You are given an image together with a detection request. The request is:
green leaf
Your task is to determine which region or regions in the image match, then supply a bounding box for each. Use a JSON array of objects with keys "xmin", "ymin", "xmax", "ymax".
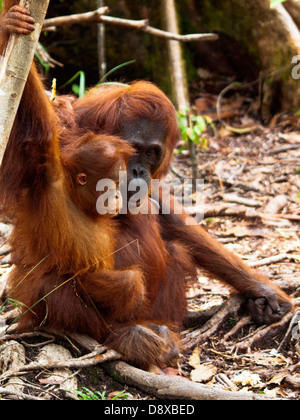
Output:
[
  {"xmin": 270, "ymin": 0, "xmax": 285, "ymax": 8},
  {"xmin": 60, "ymin": 71, "xmax": 86, "ymax": 98},
  {"xmin": 181, "ymin": 127, "xmax": 188, "ymax": 141},
  {"xmin": 72, "ymin": 84, "xmax": 80, "ymax": 96},
  {"xmin": 187, "ymin": 127, "xmax": 196, "ymax": 142},
  {"xmin": 178, "ymin": 115, "xmax": 188, "ymax": 131},
  {"xmin": 195, "ymin": 116, "xmax": 207, "ymax": 132},
  {"xmin": 98, "ymin": 60, "xmax": 136, "ymax": 84}
]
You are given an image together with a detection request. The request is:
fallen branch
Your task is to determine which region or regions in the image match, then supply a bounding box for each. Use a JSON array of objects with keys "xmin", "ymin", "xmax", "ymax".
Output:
[
  {"xmin": 0, "ymin": 387, "xmax": 43, "ymax": 401},
  {"xmin": 104, "ymin": 360, "xmax": 275, "ymax": 400},
  {"xmin": 267, "ymin": 144, "xmax": 300, "ymax": 155},
  {"xmin": 223, "ymin": 193, "xmax": 261, "ymax": 208},
  {"xmin": 260, "ymin": 213, "xmax": 300, "ymax": 222},
  {"xmin": 43, "ymin": 8, "xmax": 218, "ymax": 43},
  {"xmin": 0, "ymin": 348, "xmax": 120, "ymax": 381},
  {"xmin": 248, "ymin": 254, "xmax": 288, "ymax": 268}
]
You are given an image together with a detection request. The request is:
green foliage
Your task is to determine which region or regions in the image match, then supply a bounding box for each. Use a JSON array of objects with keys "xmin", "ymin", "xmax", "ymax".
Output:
[
  {"xmin": 35, "ymin": 44, "xmax": 51, "ymax": 75},
  {"xmin": 60, "ymin": 71, "xmax": 86, "ymax": 98},
  {"xmin": 0, "ymin": 0, "xmax": 2, "ymax": 11},
  {"xmin": 98, "ymin": 60, "xmax": 136, "ymax": 85},
  {"xmin": 73, "ymin": 388, "xmax": 107, "ymax": 401},
  {"xmin": 58, "ymin": 61, "xmax": 135, "ymax": 98},
  {"xmin": 270, "ymin": 0, "xmax": 286, "ymax": 7},
  {"xmin": 228, "ymin": 317, "xmax": 237, "ymax": 326},
  {"xmin": 177, "ymin": 107, "xmax": 210, "ymax": 153},
  {"xmin": 270, "ymin": 0, "xmax": 300, "ymax": 6},
  {"xmin": 72, "ymin": 387, "xmax": 133, "ymax": 401}
]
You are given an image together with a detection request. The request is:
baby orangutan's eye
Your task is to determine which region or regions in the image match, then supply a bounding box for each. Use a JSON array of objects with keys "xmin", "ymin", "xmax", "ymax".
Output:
[{"xmin": 76, "ymin": 173, "xmax": 87, "ymax": 186}]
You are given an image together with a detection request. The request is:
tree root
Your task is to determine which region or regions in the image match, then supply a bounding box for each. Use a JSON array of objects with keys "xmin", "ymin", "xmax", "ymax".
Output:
[
  {"xmin": 182, "ymin": 295, "xmax": 245, "ymax": 351},
  {"xmin": 103, "ymin": 360, "xmax": 275, "ymax": 400}
]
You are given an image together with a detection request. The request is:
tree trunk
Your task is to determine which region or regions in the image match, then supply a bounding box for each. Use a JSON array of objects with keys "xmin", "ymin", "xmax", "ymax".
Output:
[
  {"xmin": 162, "ymin": 0, "xmax": 198, "ymax": 183},
  {"xmin": 0, "ymin": 0, "xmax": 50, "ymax": 164},
  {"xmin": 183, "ymin": 0, "xmax": 300, "ymax": 112},
  {"xmin": 97, "ymin": 0, "xmax": 106, "ymax": 80}
]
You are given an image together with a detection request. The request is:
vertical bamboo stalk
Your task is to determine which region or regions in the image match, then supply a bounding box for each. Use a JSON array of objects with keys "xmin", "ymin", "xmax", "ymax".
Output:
[{"xmin": 0, "ymin": 0, "xmax": 50, "ymax": 164}]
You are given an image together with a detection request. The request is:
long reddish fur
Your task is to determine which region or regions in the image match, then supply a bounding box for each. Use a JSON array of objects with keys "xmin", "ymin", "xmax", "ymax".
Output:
[{"xmin": 0, "ymin": 1, "xmax": 292, "ymax": 367}]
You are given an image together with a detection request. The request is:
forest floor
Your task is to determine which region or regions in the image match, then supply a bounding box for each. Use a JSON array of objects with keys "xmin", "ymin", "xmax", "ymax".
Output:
[{"xmin": 0, "ymin": 112, "xmax": 299, "ymax": 401}]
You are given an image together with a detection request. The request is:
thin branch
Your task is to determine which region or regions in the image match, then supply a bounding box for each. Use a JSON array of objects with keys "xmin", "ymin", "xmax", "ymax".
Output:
[
  {"xmin": 42, "ymin": 9, "xmax": 218, "ymax": 43},
  {"xmin": 0, "ymin": 387, "xmax": 43, "ymax": 400},
  {"xmin": 42, "ymin": 6, "xmax": 108, "ymax": 29},
  {"xmin": 0, "ymin": 349, "xmax": 120, "ymax": 381}
]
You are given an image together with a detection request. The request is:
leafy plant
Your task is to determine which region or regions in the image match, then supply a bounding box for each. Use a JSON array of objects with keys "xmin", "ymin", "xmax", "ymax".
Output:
[
  {"xmin": 73, "ymin": 387, "xmax": 107, "ymax": 401},
  {"xmin": 72, "ymin": 387, "xmax": 133, "ymax": 401},
  {"xmin": 58, "ymin": 60, "xmax": 135, "ymax": 98},
  {"xmin": 60, "ymin": 71, "xmax": 86, "ymax": 98},
  {"xmin": 98, "ymin": 60, "xmax": 136, "ymax": 85},
  {"xmin": 177, "ymin": 107, "xmax": 210, "ymax": 154}
]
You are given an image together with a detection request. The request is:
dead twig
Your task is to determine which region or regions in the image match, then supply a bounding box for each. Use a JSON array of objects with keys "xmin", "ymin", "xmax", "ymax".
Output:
[
  {"xmin": 0, "ymin": 348, "xmax": 120, "ymax": 381},
  {"xmin": 42, "ymin": 6, "xmax": 109, "ymax": 28},
  {"xmin": 42, "ymin": 8, "xmax": 218, "ymax": 43},
  {"xmin": 267, "ymin": 144, "xmax": 300, "ymax": 155},
  {"xmin": 248, "ymin": 254, "xmax": 288, "ymax": 268},
  {"xmin": 277, "ymin": 309, "xmax": 300, "ymax": 352},
  {"xmin": 222, "ymin": 316, "xmax": 252, "ymax": 343},
  {"xmin": 182, "ymin": 295, "xmax": 245, "ymax": 351},
  {"xmin": 223, "ymin": 194, "xmax": 261, "ymax": 208},
  {"xmin": 260, "ymin": 213, "xmax": 300, "ymax": 222},
  {"xmin": 235, "ymin": 310, "xmax": 296, "ymax": 353},
  {"xmin": 0, "ymin": 386, "xmax": 43, "ymax": 400}
]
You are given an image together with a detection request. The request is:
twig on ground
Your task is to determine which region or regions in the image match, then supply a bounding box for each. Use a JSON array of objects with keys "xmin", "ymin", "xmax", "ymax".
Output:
[
  {"xmin": 260, "ymin": 213, "xmax": 300, "ymax": 222},
  {"xmin": 235, "ymin": 310, "xmax": 296, "ymax": 353},
  {"xmin": 0, "ymin": 386, "xmax": 43, "ymax": 400},
  {"xmin": 182, "ymin": 295, "xmax": 245, "ymax": 351},
  {"xmin": 221, "ymin": 316, "xmax": 252, "ymax": 343},
  {"xmin": 267, "ymin": 144, "xmax": 300, "ymax": 155},
  {"xmin": 277, "ymin": 309, "xmax": 300, "ymax": 352},
  {"xmin": 222, "ymin": 194, "xmax": 261, "ymax": 208},
  {"xmin": 0, "ymin": 349, "xmax": 120, "ymax": 381},
  {"xmin": 248, "ymin": 254, "xmax": 288, "ymax": 268}
]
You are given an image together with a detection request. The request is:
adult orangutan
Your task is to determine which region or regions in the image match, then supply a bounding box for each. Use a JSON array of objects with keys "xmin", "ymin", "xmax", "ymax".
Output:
[
  {"xmin": 0, "ymin": 2, "xmax": 196, "ymax": 368},
  {"xmin": 73, "ymin": 83, "xmax": 292, "ymax": 326},
  {"xmin": 0, "ymin": 3, "xmax": 292, "ymax": 367}
]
